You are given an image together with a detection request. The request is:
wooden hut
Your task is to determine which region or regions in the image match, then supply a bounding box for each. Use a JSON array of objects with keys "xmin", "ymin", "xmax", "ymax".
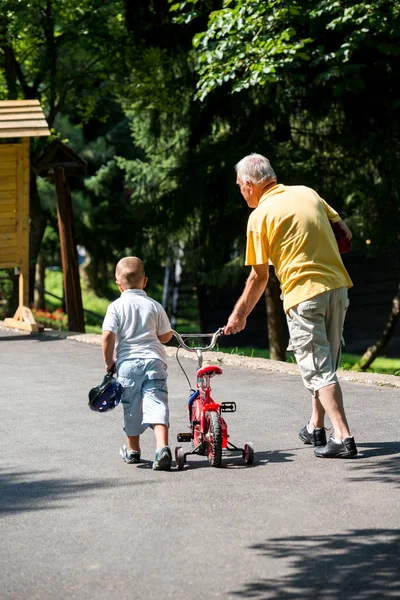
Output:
[{"xmin": 0, "ymin": 100, "xmax": 50, "ymax": 332}]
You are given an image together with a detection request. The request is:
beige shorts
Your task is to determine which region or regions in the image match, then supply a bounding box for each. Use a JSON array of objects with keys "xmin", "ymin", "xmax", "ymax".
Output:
[{"xmin": 286, "ymin": 287, "xmax": 349, "ymax": 394}]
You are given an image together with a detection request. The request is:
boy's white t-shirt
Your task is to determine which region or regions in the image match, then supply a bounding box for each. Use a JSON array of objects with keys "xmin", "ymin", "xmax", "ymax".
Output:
[{"xmin": 102, "ymin": 289, "xmax": 171, "ymax": 365}]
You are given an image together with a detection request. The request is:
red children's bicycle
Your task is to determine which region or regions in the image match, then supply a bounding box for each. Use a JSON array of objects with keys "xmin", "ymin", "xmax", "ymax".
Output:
[{"xmin": 172, "ymin": 329, "xmax": 254, "ymax": 469}]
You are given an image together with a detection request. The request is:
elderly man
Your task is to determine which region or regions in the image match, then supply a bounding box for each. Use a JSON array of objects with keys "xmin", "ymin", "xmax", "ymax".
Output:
[{"xmin": 225, "ymin": 153, "xmax": 357, "ymax": 458}]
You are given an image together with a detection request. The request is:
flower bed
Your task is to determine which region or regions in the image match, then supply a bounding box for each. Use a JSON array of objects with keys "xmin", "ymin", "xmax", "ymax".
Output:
[{"xmin": 31, "ymin": 307, "xmax": 68, "ymax": 330}]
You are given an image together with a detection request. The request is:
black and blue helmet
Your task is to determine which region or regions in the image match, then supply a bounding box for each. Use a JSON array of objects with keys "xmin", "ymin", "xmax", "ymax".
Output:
[{"xmin": 88, "ymin": 371, "xmax": 122, "ymax": 413}]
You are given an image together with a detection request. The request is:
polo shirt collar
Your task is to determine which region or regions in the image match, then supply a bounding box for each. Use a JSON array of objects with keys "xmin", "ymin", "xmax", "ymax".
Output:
[
  {"xmin": 258, "ymin": 183, "xmax": 285, "ymax": 206},
  {"xmin": 121, "ymin": 289, "xmax": 147, "ymax": 296}
]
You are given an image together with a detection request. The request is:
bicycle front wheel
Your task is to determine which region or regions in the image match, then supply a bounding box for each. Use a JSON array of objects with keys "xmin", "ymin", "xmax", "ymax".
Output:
[{"xmin": 205, "ymin": 411, "xmax": 222, "ymax": 467}]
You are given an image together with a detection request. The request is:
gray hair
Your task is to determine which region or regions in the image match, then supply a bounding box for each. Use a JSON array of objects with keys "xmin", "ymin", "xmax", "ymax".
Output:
[{"xmin": 235, "ymin": 153, "xmax": 276, "ymax": 184}]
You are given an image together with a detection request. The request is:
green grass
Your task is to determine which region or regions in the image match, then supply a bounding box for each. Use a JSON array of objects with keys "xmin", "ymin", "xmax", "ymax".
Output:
[
  {"xmin": 215, "ymin": 346, "xmax": 400, "ymax": 377},
  {"xmin": 340, "ymin": 353, "xmax": 400, "ymax": 376}
]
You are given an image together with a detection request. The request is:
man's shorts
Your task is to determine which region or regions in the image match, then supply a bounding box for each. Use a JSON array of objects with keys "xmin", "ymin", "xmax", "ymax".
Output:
[
  {"xmin": 286, "ymin": 287, "xmax": 349, "ymax": 394},
  {"xmin": 117, "ymin": 358, "xmax": 169, "ymax": 436}
]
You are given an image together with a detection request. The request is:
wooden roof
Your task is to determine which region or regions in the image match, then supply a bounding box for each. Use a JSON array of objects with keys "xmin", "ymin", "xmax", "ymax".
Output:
[
  {"xmin": 0, "ymin": 100, "xmax": 50, "ymax": 138},
  {"xmin": 33, "ymin": 139, "xmax": 87, "ymax": 176}
]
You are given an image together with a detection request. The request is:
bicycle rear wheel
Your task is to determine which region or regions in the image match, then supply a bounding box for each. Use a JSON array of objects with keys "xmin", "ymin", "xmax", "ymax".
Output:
[{"xmin": 205, "ymin": 411, "xmax": 222, "ymax": 467}]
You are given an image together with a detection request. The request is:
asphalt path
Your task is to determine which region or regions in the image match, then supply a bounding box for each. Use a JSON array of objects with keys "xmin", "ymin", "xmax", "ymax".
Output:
[{"xmin": 1, "ymin": 328, "xmax": 399, "ymax": 599}]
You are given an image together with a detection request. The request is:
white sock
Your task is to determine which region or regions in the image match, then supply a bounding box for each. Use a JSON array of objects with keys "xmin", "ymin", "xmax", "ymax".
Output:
[
  {"xmin": 307, "ymin": 422, "xmax": 314, "ymax": 434},
  {"xmin": 333, "ymin": 435, "xmax": 353, "ymax": 443}
]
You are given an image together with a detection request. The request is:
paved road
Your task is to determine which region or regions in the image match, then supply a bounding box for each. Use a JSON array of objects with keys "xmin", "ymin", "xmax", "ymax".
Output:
[{"xmin": 1, "ymin": 328, "xmax": 399, "ymax": 599}]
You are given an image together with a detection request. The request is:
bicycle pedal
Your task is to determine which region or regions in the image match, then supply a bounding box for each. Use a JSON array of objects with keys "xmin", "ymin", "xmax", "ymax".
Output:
[
  {"xmin": 177, "ymin": 433, "xmax": 193, "ymax": 442},
  {"xmin": 220, "ymin": 402, "xmax": 236, "ymax": 413}
]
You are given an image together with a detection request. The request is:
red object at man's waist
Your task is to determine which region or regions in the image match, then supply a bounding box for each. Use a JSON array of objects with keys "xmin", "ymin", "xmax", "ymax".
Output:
[{"xmin": 331, "ymin": 222, "xmax": 352, "ymax": 254}]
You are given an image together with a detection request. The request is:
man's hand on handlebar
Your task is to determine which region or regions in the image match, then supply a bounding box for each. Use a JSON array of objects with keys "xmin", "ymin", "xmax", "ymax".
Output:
[{"xmin": 224, "ymin": 313, "xmax": 247, "ymax": 335}]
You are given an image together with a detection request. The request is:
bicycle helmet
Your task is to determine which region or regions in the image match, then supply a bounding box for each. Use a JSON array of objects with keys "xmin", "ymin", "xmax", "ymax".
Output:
[{"xmin": 88, "ymin": 371, "xmax": 122, "ymax": 413}]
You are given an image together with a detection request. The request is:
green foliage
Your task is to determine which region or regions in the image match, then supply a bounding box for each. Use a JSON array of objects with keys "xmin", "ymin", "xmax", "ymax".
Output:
[
  {"xmin": 177, "ymin": 0, "xmax": 400, "ymax": 258},
  {"xmin": 118, "ymin": 5, "xmax": 245, "ymax": 272},
  {"xmin": 0, "ymin": 0, "xmax": 127, "ymax": 121},
  {"xmin": 0, "ymin": 0, "xmax": 145, "ymax": 300},
  {"xmin": 0, "ymin": 270, "xmax": 13, "ymax": 319},
  {"xmin": 188, "ymin": 0, "xmax": 400, "ymax": 99}
]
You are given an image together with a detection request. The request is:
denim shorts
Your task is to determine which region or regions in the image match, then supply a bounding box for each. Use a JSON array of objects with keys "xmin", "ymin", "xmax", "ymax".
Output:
[
  {"xmin": 286, "ymin": 287, "xmax": 349, "ymax": 394},
  {"xmin": 117, "ymin": 358, "xmax": 169, "ymax": 436}
]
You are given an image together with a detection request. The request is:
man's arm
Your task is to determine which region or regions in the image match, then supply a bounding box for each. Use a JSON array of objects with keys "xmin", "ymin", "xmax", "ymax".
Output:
[
  {"xmin": 102, "ymin": 330, "xmax": 116, "ymax": 372},
  {"xmin": 225, "ymin": 263, "xmax": 270, "ymax": 335}
]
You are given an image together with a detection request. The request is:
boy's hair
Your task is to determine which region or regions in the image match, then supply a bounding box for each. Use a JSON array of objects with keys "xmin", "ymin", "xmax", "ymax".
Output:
[{"xmin": 115, "ymin": 257, "xmax": 145, "ymax": 289}]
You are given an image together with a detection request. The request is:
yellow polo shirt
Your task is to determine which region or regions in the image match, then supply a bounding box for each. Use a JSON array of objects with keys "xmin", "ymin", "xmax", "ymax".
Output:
[{"xmin": 245, "ymin": 184, "xmax": 353, "ymax": 313}]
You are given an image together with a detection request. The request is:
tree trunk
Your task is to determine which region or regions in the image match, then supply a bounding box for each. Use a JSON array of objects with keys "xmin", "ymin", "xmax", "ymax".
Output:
[
  {"xmin": 29, "ymin": 174, "xmax": 47, "ymax": 303},
  {"xmin": 34, "ymin": 253, "xmax": 46, "ymax": 310},
  {"xmin": 82, "ymin": 254, "xmax": 102, "ymax": 295},
  {"xmin": 357, "ymin": 283, "xmax": 400, "ymax": 371},
  {"xmin": 264, "ymin": 264, "xmax": 286, "ymax": 361}
]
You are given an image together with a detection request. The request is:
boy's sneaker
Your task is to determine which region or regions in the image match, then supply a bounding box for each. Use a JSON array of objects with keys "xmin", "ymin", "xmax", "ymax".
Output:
[
  {"xmin": 120, "ymin": 444, "xmax": 141, "ymax": 464},
  {"xmin": 152, "ymin": 446, "xmax": 172, "ymax": 471},
  {"xmin": 299, "ymin": 424, "xmax": 327, "ymax": 447},
  {"xmin": 314, "ymin": 435, "xmax": 358, "ymax": 458}
]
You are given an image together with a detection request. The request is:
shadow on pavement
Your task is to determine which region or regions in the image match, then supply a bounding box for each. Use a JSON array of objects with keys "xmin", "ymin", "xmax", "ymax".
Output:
[
  {"xmin": 348, "ymin": 442, "xmax": 400, "ymax": 487},
  {"xmin": 264, "ymin": 449, "xmax": 296, "ymax": 463},
  {"xmin": 0, "ymin": 333, "xmax": 64, "ymax": 343},
  {"xmin": 230, "ymin": 529, "xmax": 400, "ymax": 598},
  {"xmin": 356, "ymin": 441, "xmax": 400, "ymax": 459},
  {"xmin": 0, "ymin": 469, "xmax": 158, "ymax": 515},
  {"xmin": 143, "ymin": 450, "xmax": 269, "ymax": 471}
]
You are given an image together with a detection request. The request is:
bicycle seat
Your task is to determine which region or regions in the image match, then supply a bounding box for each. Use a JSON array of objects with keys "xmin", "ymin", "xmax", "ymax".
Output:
[{"xmin": 197, "ymin": 365, "xmax": 223, "ymax": 377}]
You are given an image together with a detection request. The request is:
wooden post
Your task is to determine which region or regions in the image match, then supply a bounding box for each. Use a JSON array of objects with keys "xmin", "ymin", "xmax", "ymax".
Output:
[
  {"xmin": 20, "ymin": 138, "xmax": 30, "ymax": 307},
  {"xmin": 54, "ymin": 167, "xmax": 85, "ymax": 333}
]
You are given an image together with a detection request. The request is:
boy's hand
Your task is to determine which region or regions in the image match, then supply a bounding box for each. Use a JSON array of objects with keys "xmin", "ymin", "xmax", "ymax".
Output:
[{"xmin": 105, "ymin": 360, "xmax": 116, "ymax": 374}]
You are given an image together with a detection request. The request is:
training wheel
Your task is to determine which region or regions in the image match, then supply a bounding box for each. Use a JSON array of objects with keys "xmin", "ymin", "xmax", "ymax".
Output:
[
  {"xmin": 175, "ymin": 446, "xmax": 185, "ymax": 470},
  {"xmin": 243, "ymin": 442, "xmax": 254, "ymax": 465}
]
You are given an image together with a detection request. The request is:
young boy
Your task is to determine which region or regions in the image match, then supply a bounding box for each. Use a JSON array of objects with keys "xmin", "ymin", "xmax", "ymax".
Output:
[{"xmin": 102, "ymin": 256, "xmax": 173, "ymax": 471}]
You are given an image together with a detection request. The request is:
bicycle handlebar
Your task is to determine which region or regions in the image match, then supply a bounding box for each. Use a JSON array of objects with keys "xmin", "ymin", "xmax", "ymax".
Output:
[{"xmin": 172, "ymin": 328, "xmax": 225, "ymax": 352}]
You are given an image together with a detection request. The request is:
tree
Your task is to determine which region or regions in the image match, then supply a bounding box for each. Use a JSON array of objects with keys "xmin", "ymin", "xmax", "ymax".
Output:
[
  {"xmin": 188, "ymin": 0, "xmax": 400, "ymax": 253},
  {"xmin": 176, "ymin": 0, "xmax": 400, "ymax": 359},
  {"xmin": 0, "ymin": 0, "xmax": 128, "ymax": 299},
  {"xmin": 356, "ymin": 285, "xmax": 400, "ymax": 370}
]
